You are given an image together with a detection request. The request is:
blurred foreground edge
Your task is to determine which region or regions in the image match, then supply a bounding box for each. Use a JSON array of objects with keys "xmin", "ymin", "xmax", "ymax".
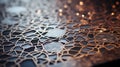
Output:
[{"xmin": 93, "ymin": 59, "xmax": 120, "ymax": 67}]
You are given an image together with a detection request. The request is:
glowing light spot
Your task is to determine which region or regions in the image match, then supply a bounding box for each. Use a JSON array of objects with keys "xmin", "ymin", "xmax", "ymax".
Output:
[
  {"xmin": 76, "ymin": 12, "xmax": 79, "ymax": 16},
  {"xmin": 64, "ymin": 4, "xmax": 68, "ymax": 8},
  {"xmin": 99, "ymin": 28, "xmax": 107, "ymax": 33},
  {"xmin": 116, "ymin": 1, "xmax": 119, "ymax": 5},
  {"xmin": 59, "ymin": 9, "xmax": 63, "ymax": 12},
  {"xmin": 112, "ymin": 5, "xmax": 116, "ymax": 8},
  {"xmin": 102, "ymin": 28, "xmax": 107, "ymax": 31},
  {"xmin": 82, "ymin": 14, "xmax": 85, "ymax": 18},
  {"xmin": 103, "ymin": 38, "xmax": 107, "ymax": 41},
  {"xmin": 99, "ymin": 30, "xmax": 103, "ymax": 33},
  {"xmin": 88, "ymin": 12, "xmax": 91, "ymax": 15},
  {"xmin": 88, "ymin": 17, "xmax": 92, "ymax": 20},
  {"xmin": 116, "ymin": 14, "xmax": 120, "ymax": 19},
  {"xmin": 79, "ymin": 1, "xmax": 84, "ymax": 5},
  {"xmin": 59, "ymin": 13, "xmax": 63, "ymax": 16},
  {"xmin": 111, "ymin": 12, "xmax": 115, "ymax": 16}
]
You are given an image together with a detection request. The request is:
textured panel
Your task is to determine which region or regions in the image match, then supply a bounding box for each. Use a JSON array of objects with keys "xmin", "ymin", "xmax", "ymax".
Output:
[{"xmin": 0, "ymin": 0, "xmax": 120, "ymax": 67}]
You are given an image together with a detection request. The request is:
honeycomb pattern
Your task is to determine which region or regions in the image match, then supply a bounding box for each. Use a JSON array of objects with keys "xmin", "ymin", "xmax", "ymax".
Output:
[{"xmin": 0, "ymin": 0, "xmax": 120, "ymax": 67}]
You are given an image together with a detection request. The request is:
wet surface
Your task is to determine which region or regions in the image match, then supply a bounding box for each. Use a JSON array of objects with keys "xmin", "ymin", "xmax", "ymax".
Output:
[{"xmin": 0, "ymin": 0, "xmax": 120, "ymax": 67}]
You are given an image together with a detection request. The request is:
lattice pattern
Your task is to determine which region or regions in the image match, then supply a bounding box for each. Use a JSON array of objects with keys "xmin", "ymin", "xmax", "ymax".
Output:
[{"xmin": 0, "ymin": 0, "xmax": 120, "ymax": 67}]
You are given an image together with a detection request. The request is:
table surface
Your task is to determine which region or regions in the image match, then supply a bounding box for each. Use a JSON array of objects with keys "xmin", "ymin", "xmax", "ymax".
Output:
[{"xmin": 0, "ymin": 0, "xmax": 120, "ymax": 67}]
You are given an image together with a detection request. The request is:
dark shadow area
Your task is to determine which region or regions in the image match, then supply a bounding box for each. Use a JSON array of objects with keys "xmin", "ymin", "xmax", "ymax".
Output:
[{"xmin": 93, "ymin": 59, "xmax": 120, "ymax": 67}]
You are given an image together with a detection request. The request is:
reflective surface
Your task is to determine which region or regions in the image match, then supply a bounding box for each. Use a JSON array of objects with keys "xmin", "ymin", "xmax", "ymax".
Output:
[{"xmin": 0, "ymin": 0, "xmax": 120, "ymax": 67}]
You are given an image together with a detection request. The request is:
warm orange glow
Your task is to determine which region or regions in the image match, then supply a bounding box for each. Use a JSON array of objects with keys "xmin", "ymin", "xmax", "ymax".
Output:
[
  {"xmin": 79, "ymin": 1, "xmax": 84, "ymax": 6},
  {"xmin": 99, "ymin": 30, "xmax": 103, "ymax": 33},
  {"xmin": 88, "ymin": 12, "xmax": 91, "ymax": 15},
  {"xmin": 68, "ymin": 0, "xmax": 72, "ymax": 3},
  {"xmin": 116, "ymin": 14, "xmax": 120, "ymax": 19},
  {"xmin": 80, "ymin": 19, "xmax": 88, "ymax": 25},
  {"xmin": 102, "ymin": 28, "xmax": 107, "ymax": 31},
  {"xmin": 111, "ymin": 12, "xmax": 115, "ymax": 16},
  {"xmin": 88, "ymin": 16, "xmax": 92, "ymax": 20},
  {"xmin": 64, "ymin": 4, "xmax": 68, "ymax": 8},
  {"xmin": 116, "ymin": 1, "xmax": 119, "ymax": 5},
  {"xmin": 59, "ymin": 13, "xmax": 63, "ymax": 16},
  {"xmin": 76, "ymin": 5, "xmax": 84, "ymax": 11},
  {"xmin": 103, "ymin": 38, "xmax": 107, "ymax": 41},
  {"xmin": 112, "ymin": 5, "xmax": 116, "ymax": 8}
]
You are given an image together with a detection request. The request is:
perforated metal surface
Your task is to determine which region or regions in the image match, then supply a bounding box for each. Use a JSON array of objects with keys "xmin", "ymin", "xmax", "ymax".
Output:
[{"xmin": 0, "ymin": 0, "xmax": 120, "ymax": 67}]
